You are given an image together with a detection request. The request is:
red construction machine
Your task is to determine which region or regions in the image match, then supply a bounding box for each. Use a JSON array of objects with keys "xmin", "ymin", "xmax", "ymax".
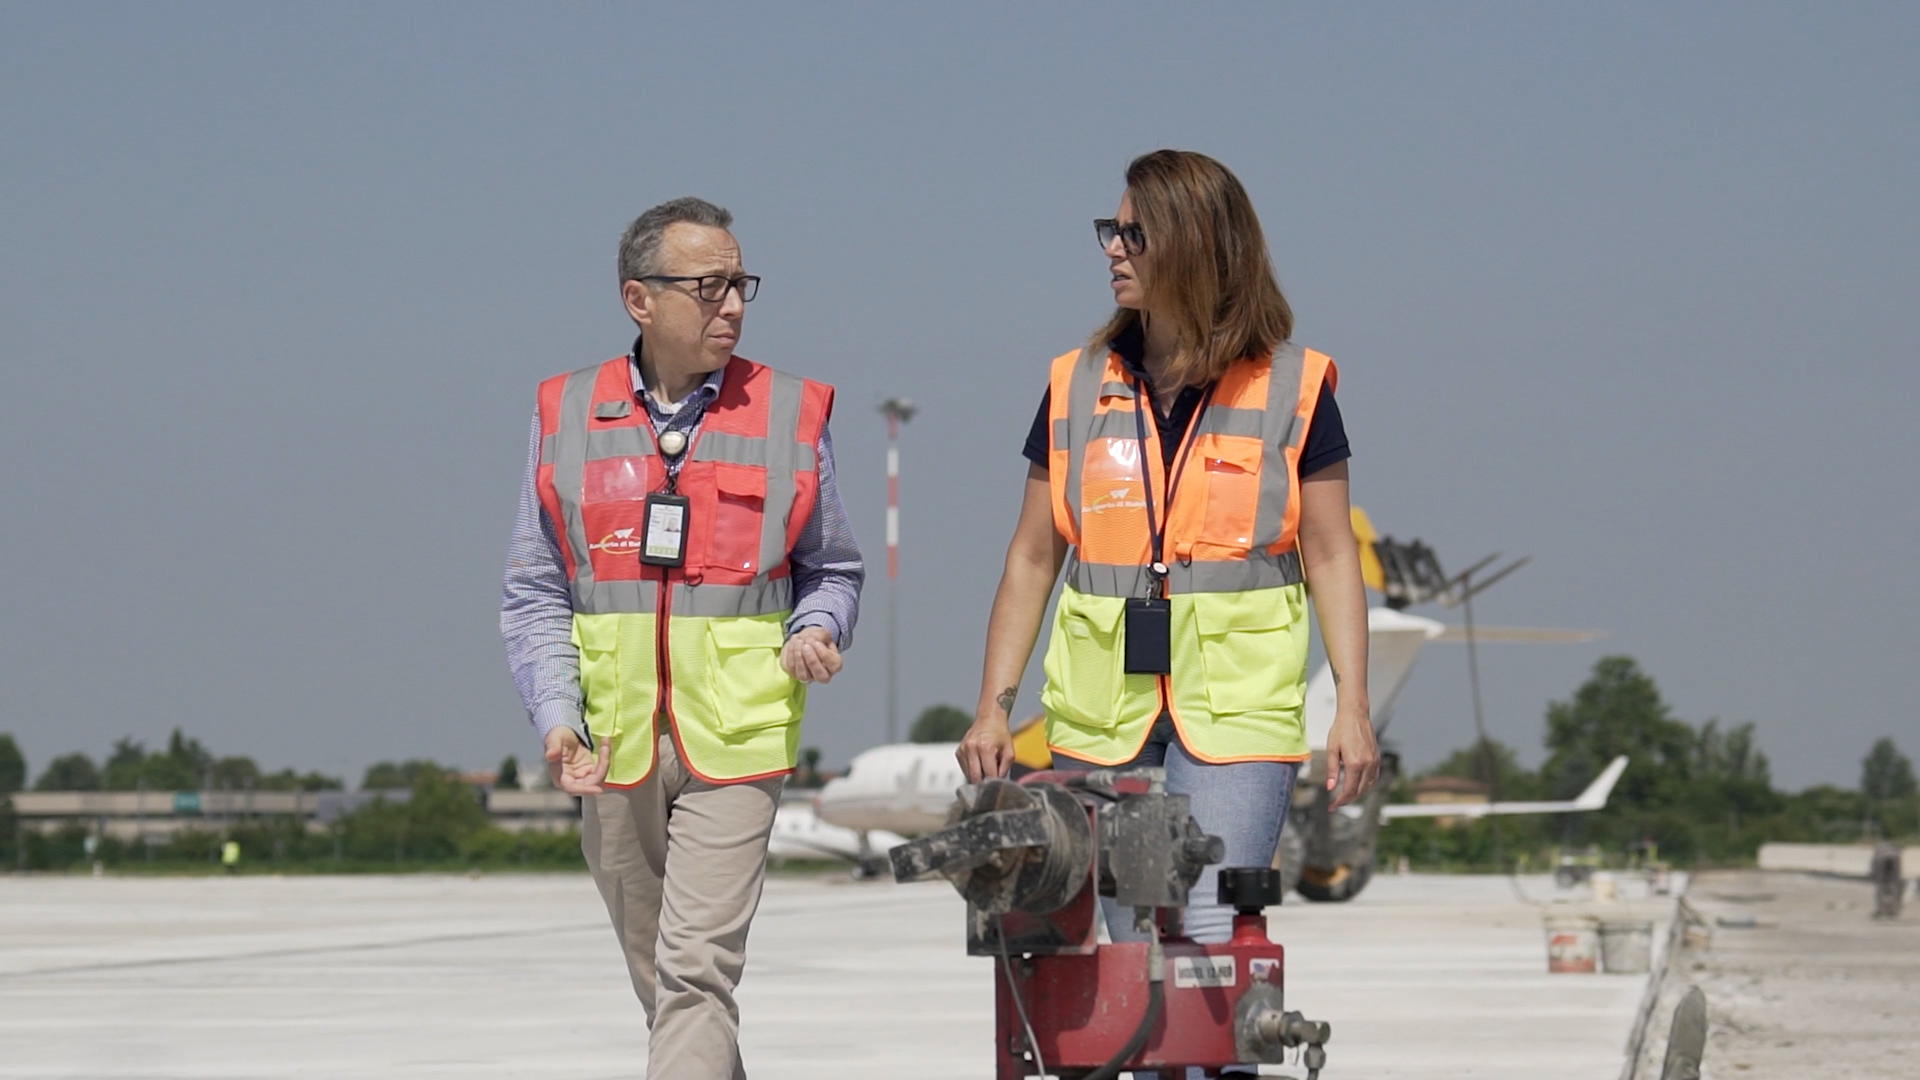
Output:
[{"xmin": 889, "ymin": 768, "xmax": 1333, "ymax": 1079}]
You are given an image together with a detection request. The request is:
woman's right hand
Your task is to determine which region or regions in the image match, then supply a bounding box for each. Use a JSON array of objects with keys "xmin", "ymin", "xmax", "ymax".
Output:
[{"xmin": 957, "ymin": 717, "xmax": 1015, "ymax": 783}]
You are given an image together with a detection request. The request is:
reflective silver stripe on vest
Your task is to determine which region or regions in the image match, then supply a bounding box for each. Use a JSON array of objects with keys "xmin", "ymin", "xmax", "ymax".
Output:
[
  {"xmin": 572, "ymin": 577, "xmax": 794, "ymax": 617},
  {"xmin": 672, "ymin": 577, "xmax": 794, "ymax": 618},
  {"xmin": 1064, "ymin": 550, "xmax": 1304, "ymax": 597},
  {"xmin": 690, "ymin": 430, "xmax": 769, "ymax": 467},
  {"xmin": 539, "ymin": 433, "xmax": 556, "ymax": 467},
  {"xmin": 1098, "ymin": 380, "xmax": 1136, "ymax": 399},
  {"xmin": 1251, "ymin": 343, "xmax": 1310, "ymax": 552},
  {"xmin": 572, "ymin": 579, "xmax": 659, "ymax": 615},
  {"xmin": 584, "ymin": 426, "xmax": 657, "ymax": 461},
  {"xmin": 553, "ymin": 367, "xmax": 602, "ymax": 594},
  {"xmin": 759, "ymin": 370, "xmax": 809, "ymax": 576},
  {"xmin": 1087, "ymin": 405, "xmax": 1140, "ymax": 443},
  {"xmin": 1193, "ymin": 405, "xmax": 1266, "ymax": 441},
  {"xmin": 1060, "ymin": 346, "xmax": 1109, "ymax": 537}
]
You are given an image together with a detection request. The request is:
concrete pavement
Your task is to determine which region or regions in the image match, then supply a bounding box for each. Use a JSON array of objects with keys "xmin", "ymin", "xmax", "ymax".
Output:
[{"xmin": 0, "ymin": 871, "xmax": 1666, "ymax": 1078}]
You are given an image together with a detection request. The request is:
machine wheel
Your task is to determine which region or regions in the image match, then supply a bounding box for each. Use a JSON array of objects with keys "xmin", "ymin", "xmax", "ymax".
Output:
[
  {"xmin": 1554, "ymin": 865, "xmax": 1590, "ymax": 889},
  {"xmin": 1296, "ymin": 856, "xmax": 1373, "ymax": 903}
]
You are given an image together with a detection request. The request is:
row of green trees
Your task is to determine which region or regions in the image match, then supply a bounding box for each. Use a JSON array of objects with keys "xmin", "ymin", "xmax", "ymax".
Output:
[
  {"xmin": 1, "ymin": 729, "xmax": 344, "ymax": 793},
  {"xmin": 1376, "ymin": 656, "xmax": 1918, "ymax": 870}
]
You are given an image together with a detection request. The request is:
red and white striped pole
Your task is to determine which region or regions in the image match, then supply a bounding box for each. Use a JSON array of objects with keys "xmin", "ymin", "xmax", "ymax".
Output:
[
  {"xmin": 879, "ymin": 398, "xmax": 916, "ymax": 744},
  {"xmin": 887, "ymin": 413, "xmax": 900, "ymax": 582}
]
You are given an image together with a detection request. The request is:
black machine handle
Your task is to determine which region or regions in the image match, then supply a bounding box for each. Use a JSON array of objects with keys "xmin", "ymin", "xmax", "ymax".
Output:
[{"xmin": 1217, "ymin": 866, "xmax": 1285, "ymax": 914}]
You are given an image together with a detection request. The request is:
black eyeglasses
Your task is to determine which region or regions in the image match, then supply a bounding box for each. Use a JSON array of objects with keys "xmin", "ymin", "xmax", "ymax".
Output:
[
  {"xmin": 1095, "ymin": 218, "xmax": 1146, "ymax": 256},
  {"xmin": 640, "ymin": 274, "xmax": 761, "ymax": 303}
]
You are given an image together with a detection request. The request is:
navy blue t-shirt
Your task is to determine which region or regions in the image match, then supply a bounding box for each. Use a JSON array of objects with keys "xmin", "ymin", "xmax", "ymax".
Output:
[{"xmin": 1021, "ymin": 331, "xmax": 1350, "ymax": 478}]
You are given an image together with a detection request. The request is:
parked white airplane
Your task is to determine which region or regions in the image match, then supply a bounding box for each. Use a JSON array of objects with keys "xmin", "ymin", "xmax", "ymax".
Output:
[
  {"xmin": 767, "ymin": 794, "xmax": 906, "ymax": 866},
  {"xmin": 813, "ymin": 742, "xmax": 972, "ymax": 837}
]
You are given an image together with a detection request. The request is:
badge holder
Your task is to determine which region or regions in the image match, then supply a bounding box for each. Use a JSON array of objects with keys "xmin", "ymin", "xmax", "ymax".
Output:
[
  {"xmin": 640, "ymin": 493, "xmax": 690, "ymax": 567},
  {"xmin": 1124, "ymin": 591, "xmax": 1172, "ymax": 675},
  {"xmin": 641, "ymin": 419, "xmax": 694, "ymax": 568}
]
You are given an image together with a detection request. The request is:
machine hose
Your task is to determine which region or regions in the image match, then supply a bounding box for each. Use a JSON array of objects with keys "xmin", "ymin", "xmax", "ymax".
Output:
[{"xmin": 1080, "ymin": 979, "xmax": 1163, "ymax": 1080}]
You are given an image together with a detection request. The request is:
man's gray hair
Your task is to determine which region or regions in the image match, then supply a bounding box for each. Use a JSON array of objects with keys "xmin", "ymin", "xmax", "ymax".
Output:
[{"xmin": 618, "ymin": 197, "xmax": 734, "ymax": 285}]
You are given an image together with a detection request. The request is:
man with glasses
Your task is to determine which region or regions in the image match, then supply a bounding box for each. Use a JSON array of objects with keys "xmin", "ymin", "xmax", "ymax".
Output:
[{"xmin": 501, "ymin": 196, "xmax": 863, "ymax": 1079}]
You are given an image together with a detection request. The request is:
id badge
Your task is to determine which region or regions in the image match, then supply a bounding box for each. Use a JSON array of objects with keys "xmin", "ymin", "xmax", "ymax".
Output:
[
  {"xmin": 1124, "ymin": 597, "xmax": 1172, "ymax": 675},
  {"xmin": 640, "ymin": 493, "xmax": 690, "ymax": 567}
]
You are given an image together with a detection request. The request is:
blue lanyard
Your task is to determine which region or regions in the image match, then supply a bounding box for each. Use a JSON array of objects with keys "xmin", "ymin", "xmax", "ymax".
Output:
[{"xmin": 1131, "ymin": 378, "xmax": 1215, "ymax": 589}]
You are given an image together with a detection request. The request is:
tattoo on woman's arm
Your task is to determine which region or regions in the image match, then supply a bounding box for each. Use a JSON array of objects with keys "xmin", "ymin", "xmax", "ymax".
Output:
[{"xmin": 996, "ymin": 686, "xmax": 1018, "ymax": 715}]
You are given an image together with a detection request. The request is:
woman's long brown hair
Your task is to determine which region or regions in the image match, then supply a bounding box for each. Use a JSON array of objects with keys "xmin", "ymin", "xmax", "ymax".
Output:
[{"xmin": 1094, "ymin": 150, "xmax": 1293, "ymax": 388}]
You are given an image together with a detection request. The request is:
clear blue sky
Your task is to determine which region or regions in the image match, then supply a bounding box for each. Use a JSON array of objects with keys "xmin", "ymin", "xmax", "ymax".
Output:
[{"xmin": 3, "ymin": 4, "xmax": 1915, "ymax": 789}]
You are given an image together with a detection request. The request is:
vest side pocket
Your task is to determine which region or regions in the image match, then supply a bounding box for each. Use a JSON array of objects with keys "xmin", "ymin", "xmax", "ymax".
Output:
[
  {"xmin": 1191, "ymin": 586, "xmax": 1309, "ymax": 717},
  {"xmin": 574, "ymin": 615, "xmax": 623, "ymax": 742},
  {"xmin": 704, "ymin": 615, "xmax": 802, "ymax": 736},
  {"xmin": 1041, "ymin": 593, "xmax": 1125, "ymax": 731}
]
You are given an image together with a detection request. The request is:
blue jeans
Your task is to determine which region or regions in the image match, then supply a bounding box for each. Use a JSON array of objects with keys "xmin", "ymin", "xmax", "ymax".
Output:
[{"xmin": 1053, "ymin": 715, "xmax": 1298, "ymax": 945}]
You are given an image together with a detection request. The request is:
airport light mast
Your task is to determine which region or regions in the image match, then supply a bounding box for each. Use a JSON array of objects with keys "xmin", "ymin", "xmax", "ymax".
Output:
[{"xmin": 878, "ymin": 397, "xmax": 917, "ymax": 744}]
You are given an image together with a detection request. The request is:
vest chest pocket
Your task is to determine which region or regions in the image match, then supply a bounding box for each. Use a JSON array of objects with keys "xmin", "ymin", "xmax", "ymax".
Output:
[
  {"xmin": 1195, "ymin": 437, "xmax": 1264, "ymax": 557},
  {"xmin": 1191, "ymin": 587, "xmax": 1309, "ymax": 717},
  {"xmin": 1041, "ymin": 595, "xmax": 1126, "ymax": 730},
  {"xmin": 704, "ymin": 616, "xmax": 802, "ymax": 735},
  {"xmin": 707, "ymin": 463, "xmax": 766, "ymax": 574}
]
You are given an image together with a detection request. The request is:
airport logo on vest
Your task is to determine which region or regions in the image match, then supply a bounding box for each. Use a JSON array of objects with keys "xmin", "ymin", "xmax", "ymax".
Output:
[
  {"xmin": 591, "ymin": 528, "xmax": 644, "ymax": 556},
  {"xmin": 1089, "ymin": 486, "xmax": 1146, "ymax": 514}
]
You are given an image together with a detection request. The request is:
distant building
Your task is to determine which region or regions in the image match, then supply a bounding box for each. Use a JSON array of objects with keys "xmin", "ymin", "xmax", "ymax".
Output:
[
  {"xmin": 1410, "ymin": 775, "xmax": 1490, "ymax": 828},
  {"xmin": 9, "ymin": 786, "xmax": 580, "ymax": 842}
]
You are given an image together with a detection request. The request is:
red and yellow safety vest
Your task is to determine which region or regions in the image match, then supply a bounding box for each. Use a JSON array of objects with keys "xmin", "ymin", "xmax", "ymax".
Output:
[
  {"xmin": 1042, "ymin": 341, "xmax": 1336, "ymax": 764},
  {"xmin": 534, "ymin": 355, "xmax": 833, "ymax": 785}
]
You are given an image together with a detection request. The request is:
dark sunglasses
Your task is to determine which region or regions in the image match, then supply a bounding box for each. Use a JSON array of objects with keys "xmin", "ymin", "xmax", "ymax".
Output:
[
  {"xmin": 640, "ymin": 274, "xmax": 761, "ymax": 303},
  {"xmin": 1094, "ymin": 218, "xmax": 1146, "ymax": 256}
]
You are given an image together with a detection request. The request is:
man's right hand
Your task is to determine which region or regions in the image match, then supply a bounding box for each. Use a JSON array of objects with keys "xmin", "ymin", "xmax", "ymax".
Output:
[
  {"xmin": 956, "ymin": 717, "xmax": 1015, "ymax": 783},
  {"xmin": 544, "ymin": 727, "xmax": 611, "ymax": 795}
]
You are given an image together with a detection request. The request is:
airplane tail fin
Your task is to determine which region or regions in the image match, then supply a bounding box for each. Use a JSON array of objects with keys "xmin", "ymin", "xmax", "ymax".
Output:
[{"xmin": 1572, "ymin": 756, "xmax": 1630, "ymax": 811}]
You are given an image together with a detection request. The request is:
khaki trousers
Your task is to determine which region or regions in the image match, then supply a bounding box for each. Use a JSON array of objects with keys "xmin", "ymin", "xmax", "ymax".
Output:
[{"xmin": 581, "ymin": 732, "xmax": 783, "ymax": 1080}]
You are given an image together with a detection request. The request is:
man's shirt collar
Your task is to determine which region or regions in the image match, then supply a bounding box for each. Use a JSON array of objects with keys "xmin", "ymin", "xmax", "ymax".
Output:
[{"xmin": 627, "ymin": 335, "xmax": 726, "ymax": 417}]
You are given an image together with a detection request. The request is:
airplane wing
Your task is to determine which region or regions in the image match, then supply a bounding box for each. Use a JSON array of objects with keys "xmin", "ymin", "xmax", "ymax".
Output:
[
  {"xmin": 1381, "ymin": 756, "xmax": 1628, "ymax": 820},
  {"xmin": 1431, "ymin": 625, "xmax": 1604, "ymax": 644}
]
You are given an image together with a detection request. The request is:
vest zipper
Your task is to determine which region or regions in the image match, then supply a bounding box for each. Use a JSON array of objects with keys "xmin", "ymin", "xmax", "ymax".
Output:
[
  {"xmin": 655, "ymin": 563, "xmax": 674, "ymax": 727},
  {"xmin": 648, "ymin": 412, "xmax": 706, "ymax": 739}
]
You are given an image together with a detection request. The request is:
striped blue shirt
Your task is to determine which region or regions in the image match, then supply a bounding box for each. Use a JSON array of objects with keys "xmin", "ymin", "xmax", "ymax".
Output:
[{"xmin": 500, "ymin": 355, "xmax": 865, "ymax": 743}]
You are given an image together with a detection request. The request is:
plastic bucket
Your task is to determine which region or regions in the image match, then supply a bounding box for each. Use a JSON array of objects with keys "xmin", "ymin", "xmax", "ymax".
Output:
[
  {"xmin": 1591, "ymin": 871, "xmax": 1619, "ymax": 903},
  {"xmin": 1599, "ymin": 918, "xmax": 1655, "ymax": 974},
  {"xmin": 1543, "ymin": 914, "xmax": 1599, "ymax": 973}
]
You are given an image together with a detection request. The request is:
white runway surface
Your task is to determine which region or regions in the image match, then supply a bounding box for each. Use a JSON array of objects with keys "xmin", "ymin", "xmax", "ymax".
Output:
[{"xmin": 0, "ymin": 871, "xmax": 1665, "ymax": 1078}]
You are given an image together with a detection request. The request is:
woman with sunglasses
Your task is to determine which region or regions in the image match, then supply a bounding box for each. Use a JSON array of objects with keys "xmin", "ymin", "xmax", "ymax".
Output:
[{"xmin": 957, "ymin": 150, "xmax": 1378, "ymax": 947}]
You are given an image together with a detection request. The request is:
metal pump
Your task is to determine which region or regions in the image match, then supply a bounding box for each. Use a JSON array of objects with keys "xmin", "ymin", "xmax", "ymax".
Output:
[{"xmin": 890, "ymin": 768, "xmax": 1334, "ymax": 1079}]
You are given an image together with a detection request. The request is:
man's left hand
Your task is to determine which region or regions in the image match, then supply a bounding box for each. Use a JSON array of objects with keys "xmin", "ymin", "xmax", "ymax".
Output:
[{"xmin": 782, "ymin": 626, "xmax": 843, "ymax": 685}]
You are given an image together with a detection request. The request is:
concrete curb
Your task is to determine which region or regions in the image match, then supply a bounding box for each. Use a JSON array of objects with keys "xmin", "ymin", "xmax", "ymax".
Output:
[{"xmin": 1618, "ymin": 881, "xmax": 1695, "ymax": 1080}]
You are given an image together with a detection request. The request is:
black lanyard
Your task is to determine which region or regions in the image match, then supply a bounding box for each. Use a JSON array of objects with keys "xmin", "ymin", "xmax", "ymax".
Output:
[{"xmin": 1132, "ymin": 378, "xmax": 1215, "ymax": 589}]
